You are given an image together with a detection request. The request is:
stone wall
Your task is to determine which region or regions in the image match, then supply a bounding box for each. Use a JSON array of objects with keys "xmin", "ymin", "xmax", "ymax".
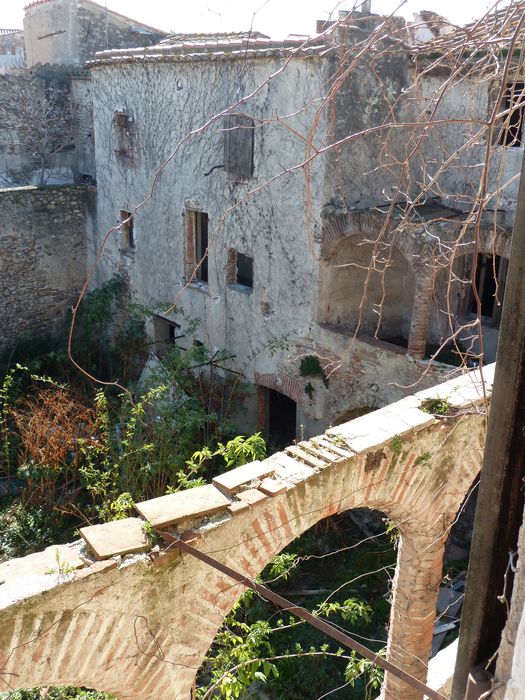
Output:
[
  {"xmin": 0, "ymin": 185, "xmax": 93, "ymax": 356},
  {"xmin": 23, "ymin": 0, "xmax": 166, "ymax": 68}
]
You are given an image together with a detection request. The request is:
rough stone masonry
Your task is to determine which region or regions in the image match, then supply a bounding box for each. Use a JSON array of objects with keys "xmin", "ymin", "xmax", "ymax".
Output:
[{"xmin": 0, "ymin": 185, "xmax": 94, "ymax": 355}]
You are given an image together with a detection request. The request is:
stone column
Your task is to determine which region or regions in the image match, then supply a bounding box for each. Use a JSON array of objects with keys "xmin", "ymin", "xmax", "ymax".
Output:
[
  {"xmin": 383, "ymin": 526, "xmax": 445, "ymax": 700},
  {"xmin": 407, "ymin": 270, "xmax": 435, "ymax": 359}
]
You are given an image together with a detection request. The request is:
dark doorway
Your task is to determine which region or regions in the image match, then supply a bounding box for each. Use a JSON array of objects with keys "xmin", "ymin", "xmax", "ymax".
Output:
[{"xmin": 268, "ymin": 389, "xmax": 296, "ymax": 449}]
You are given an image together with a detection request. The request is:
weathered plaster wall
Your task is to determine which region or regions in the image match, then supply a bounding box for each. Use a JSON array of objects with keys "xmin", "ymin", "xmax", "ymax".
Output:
[
  {"xmin": 89, "ymin": 48, "xmax": 464, "ymax": 438},
  {"xmin": 0, "ymin": 366, "xmax": 492, "ymax": 700},
  {"xmin": 24, "ymin": 0, "xmax": 165, "ymax": 68},
  {"xmin": 0, "ymin": 185, "xmax": 93, "ymax": 354},
  {"xmin": 415, "ymin": 75, "xmax": 523, "ymax": 226}
]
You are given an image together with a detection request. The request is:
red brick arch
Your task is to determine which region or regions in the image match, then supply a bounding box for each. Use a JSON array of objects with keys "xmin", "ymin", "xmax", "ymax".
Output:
[
  {"xmin": 320, "ymin": 211, "xmax": 420, "ymax": 271},
  {"xmin": 0, "ymin": 368, "xmax": 493, "ymax": 700}
]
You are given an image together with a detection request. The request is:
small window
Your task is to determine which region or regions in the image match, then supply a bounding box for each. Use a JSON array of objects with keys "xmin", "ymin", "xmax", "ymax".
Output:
[
  {"xmin": 120, "ymin": 210, "xmax": 134, "ymax": 249},
  {"xmin": 185, "ymin": 209, "xmax": 209, "ymax": 284},
  {"xmin": 224, "ymin": 114, "xmax": 254, "ymax": 180},
  {"xmin": 226, "ymin": 249, "xmax": 254, "ymax": 290},
  {"xmin": 153, "ymin": 316, "xmax": 182, "ymax": 356},
  {"xmin": 499, "ymin": 82, "xmax": 525, "ymax": 147},
  {"xmin": 114, "ymin": 110, "xmax": 133, "ymax": 157}
]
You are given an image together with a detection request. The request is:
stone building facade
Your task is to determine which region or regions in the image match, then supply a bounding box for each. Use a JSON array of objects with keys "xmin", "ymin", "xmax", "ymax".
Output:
[
  {"xmin": 87, "ymin": 11, "xmax": 520, "ymax": 440},
  {"xmin": 0, "ymin": 0, "xmax": 167, "ymax": 187}
]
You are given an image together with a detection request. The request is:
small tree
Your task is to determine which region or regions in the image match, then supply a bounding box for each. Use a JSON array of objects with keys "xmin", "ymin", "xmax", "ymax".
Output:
[{"xmin": 0, "ymin": 73, "xmax": 77, "ymax": 186}]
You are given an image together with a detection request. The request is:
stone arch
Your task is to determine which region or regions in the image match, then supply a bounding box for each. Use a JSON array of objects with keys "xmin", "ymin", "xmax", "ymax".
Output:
[
  {"xmin": 0, "ymin": 369, "xmax": 491, "ymax": 700},
  {"xmin": 320, "ymin": 211, "xmax": 420, "ymax": 272}
]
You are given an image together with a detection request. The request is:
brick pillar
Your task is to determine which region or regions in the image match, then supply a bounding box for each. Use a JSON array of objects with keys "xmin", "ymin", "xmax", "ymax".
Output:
[
  {"xmin": 407, "ymin": 270, "xmax": 435, "ymax": 359},
  {"xmin": 383, "ymin": 526, "xmax": 445, "ymax": 700},
  {"xmin": 256, "ymin": 385, "xmax": 268, "ymax": 435}
]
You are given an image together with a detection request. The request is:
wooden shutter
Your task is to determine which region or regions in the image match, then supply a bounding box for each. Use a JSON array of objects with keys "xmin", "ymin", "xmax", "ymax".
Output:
[{"xmin": 224, "ymin": 114, "xmax": 254, "ymax": 179}]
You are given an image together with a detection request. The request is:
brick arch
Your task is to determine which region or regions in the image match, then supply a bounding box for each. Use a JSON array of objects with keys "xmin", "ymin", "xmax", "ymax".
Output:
[
  {"xmin": 0, "ymin": 368, "xmax": 493, "ymax": 700},
  {"xmin": 255, "ymin": 370, "xmax": 303, "ymax": 404},
  {"xmin": 321, "ymin": 211, "xmax": 420, "ymax": 272}
]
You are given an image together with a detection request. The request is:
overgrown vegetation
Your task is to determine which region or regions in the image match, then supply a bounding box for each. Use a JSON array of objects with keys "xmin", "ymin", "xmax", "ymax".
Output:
[
  {"xmin": 197, "ymin": 511, "xmax": 395, "ymax": 699},
  {"xmin": 0, "ymin": 277, "xmax": 260, "ymax": 559}
]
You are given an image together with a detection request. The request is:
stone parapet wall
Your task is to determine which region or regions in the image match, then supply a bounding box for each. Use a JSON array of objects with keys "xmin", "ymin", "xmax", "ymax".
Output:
[
  {"xmin": 0, "ymin": 365, "xmax": 494, "ymax": 699},
  {"xmin": 0, "ymin": 185, "xmax": 92, "ymax": 356}
]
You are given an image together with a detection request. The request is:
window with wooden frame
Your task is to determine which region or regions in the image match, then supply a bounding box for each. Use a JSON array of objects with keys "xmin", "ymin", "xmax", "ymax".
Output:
[
  {"xmin": 113, "ymin": 110, "xmax": 134, "ymax": 158},
  {"xmin": 184, "ymin": 209, "xmax": 209, "ymax": 284},
  {"xmin": 224, "ymin": 114, "xmax": 255, "ymax": 180},
  {"xmin": 498, "ymin": 82, "xmax": 525, "ymax": 147},
  {"xmin": 120, "ymin": 210, "xmax": 134, "ymax": 249}
]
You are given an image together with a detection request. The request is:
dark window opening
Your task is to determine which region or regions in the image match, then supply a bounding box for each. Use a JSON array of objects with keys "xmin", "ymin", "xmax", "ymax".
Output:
[
  {"xmin": 120, "ymin": 210, "xmax": 134, "ymax": 249},
  {"xmin": 268, "ymin": 388, "xmax": 296, "ymax": 450},
  {"xmin": 470, "ymin": 253, "xmax": 507, "ymax": 322},
  {"xmin": 194, "ymin": 211, "xmax": 209, "ymax": 283},
  {"xmin": 154, "ymin": 316, "xmax": 182, "ymax": 356},
  {"xmin": 224, "ymin": 114, "xmax": 254, "ymax": 180},
  {"xmin": 499, "ymin": 82, "xmax": 525, "ymax": 147},
  {"xmin": 236, "ymin": 252, "xmax": 253, "ymax": 288}
]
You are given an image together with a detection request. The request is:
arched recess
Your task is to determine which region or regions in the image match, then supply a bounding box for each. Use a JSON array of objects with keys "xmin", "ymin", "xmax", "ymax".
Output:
[{"xmin": 317, "ymin": 233, "xmax": 415, "ymax": 345}]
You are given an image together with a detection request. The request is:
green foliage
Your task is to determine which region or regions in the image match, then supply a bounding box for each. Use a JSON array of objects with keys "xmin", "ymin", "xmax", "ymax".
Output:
[
  {"xmin": 299, "ymin": 355, "xmax": 329, "ymax": 388},
  {"xmin": 414, "ymin": 451, "xmax": 432, "ymax": 466},
  {"xmin": 345, "ymin": 647, "xmax": 386, "ymax": 699},
  {"xmin": 187, "ymin": 433, "xmax": 266, "ymax": 475},
  {"xmin": 142, "ymin": 520, "xmax": 161, "ymax": 546},
  {"xmin": 315, "ymin": 597, "xmax": 372, "ymax": 626},
  {"xmin": 304, "ymin": 381, "xmax": 314, "ymax": 399},
  {"xmin": 0, "ymin": 502, "xmax": 64, "ymax": 560},
  {"xmin": 267, "ymin": 552, "xmax": 298, "ymax": 582},
  {"xmin": 390, "ymin": 434, "xmax": 404, "ymax": 454},
  {"xmin": 420, "ymin": 398, "xmax": 452, "ymax": 416}
]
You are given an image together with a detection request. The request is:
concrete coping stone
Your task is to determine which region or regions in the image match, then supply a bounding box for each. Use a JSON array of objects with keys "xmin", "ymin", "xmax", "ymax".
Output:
[
  {"xmin": 415, "ymin": 363, "xmax": 495, "ymax": 408},
  {"xmin": 80, "ymin": 517, "xmax": 150, "ymax": 561},
  {"xmin": 267, "ymin": 453, "xmax": 316, "ymax": 483},
  {"xmin": 237, "ymin": 488, "xmax": 268, "ymax": 505},
  {"xmin": 0, "ymin": 543, "xmax": 84, "ymax": 585},
  {"xmin": 286, "ymin": 444, "xmax": 326, "ymax": 469},
  {"xmin": 136, "ymin": 484, "xmax": 231, "ymax": 528},
  {"xmin": 212, "ymin": 460, "xmax": 275, "ymax": 494},
  {"xmin": 259, "ymin": 478, "xmax": 288, "ymax": 496}
]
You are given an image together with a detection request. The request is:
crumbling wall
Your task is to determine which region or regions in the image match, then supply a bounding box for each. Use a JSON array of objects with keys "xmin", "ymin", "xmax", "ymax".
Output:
[{"xmin": 0, "ymin": 185, "xmax": 92, "ymax": 356}]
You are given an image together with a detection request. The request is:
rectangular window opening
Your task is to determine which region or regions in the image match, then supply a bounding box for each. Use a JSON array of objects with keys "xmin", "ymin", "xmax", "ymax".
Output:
[
  {"xmin": 236, "ymin": 252, "xmax": 253, "ymax": 288},
  {"xmin": 114, "ymin": 110, "xmax": 133, "ymax": 157},
  {"xmin": 120, "ymin": 210, "xmax": 134, "ymax": 249},
  {"xmin": 154, "ymin": 316, "xmax": 182, "ymax": 356},
  {"xmin": 499, "ymin": 82, "xmax": 525, "ymax": 147},
  {"xmin": 470, "ymin": 253, "xmax": 508, "ymax": 324}
]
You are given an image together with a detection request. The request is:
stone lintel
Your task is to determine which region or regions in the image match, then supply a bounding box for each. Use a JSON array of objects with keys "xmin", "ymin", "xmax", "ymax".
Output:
[
  {"xmin": 212, "ymin": 460, "xmax": 275, "ymax": 494},
  {"xmin": 136, "ymin": 484, "xmax": 231, "ymax": 528},
  {"xmin": 80, "ymin": 517, "xmax": 150, "ymax": 560}
]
